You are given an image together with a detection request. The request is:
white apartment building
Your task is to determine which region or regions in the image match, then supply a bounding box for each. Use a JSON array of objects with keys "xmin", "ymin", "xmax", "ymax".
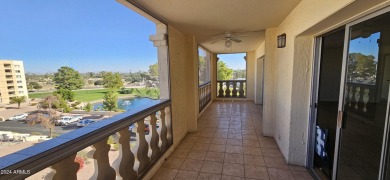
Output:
[{"xmin": 0, "ymin": 60, "xmax": 28, "ymax": 104}]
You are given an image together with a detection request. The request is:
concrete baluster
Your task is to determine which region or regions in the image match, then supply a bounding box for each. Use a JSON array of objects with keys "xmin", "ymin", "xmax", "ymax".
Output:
[
  {"xmin": 113, "ymin": 128, "xmax": 137, "ymax": 179},
  {"xmin": 134, "ymin": 120, "xmax": 150, "ymax": 173},
  {"xmin": 90, "ymin": 137, "xmax": 116, "ymax": 180},
  {"xmin": 149, "ymin": 113, "xmax": 161, "ymax": 160},
  {"xmin": 51, "ymin": 154, "xmax": 79, "ymax": 180}
]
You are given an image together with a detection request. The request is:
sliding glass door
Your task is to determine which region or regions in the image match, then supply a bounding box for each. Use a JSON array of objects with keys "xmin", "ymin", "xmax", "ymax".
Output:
[
  {"xmin": 311, "ymin": 28, "xmax": 345, "ymax": 179},
  {"xmin": 337, "ymin": 10, "xmax": 390, "ymax": 179},
  {"xmin": 310, "ymin": 7, "xmax": 390, "ymax": 180}
]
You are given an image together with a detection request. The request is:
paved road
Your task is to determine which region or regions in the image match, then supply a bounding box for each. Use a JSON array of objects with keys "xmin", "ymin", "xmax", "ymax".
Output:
[{"xmin": 0, "ymin": 120, "xmax": 78, "ymax": 135}]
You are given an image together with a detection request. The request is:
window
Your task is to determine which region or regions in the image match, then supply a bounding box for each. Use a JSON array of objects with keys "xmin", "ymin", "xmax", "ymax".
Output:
[
  {"xmin": 18, "ymin": 91, "xmax": 24, "ymax": 94},
  {"xmin": 198, "ymin": 47, "xmax": 211, "ymax": 85},
  {"xmin": 14, "ymin": 65, "xmax": 20, "ymax": 68},
  {"xmin": 17, "ymin": 81, "xmax": 22, "ymax": 83},
  {"xmin": 15, "ymin": 70, "xmax": 21, "ymax": 73},
  {"xmin": 18, "ymin": 86, "xmax": 23, "ymax": 88},
  {"xmin": 16, "ymin": 75, "xmax": 21, "ymax": 78}
]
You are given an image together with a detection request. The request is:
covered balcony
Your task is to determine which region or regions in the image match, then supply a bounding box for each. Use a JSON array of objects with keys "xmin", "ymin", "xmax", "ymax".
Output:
[
  {"xmin": 2, "ymin": 0, "xmax": 390, "ymax": 180},
  {"xmin": 152, "ymin": 101, "xmax": 311, "ymax": 179}
]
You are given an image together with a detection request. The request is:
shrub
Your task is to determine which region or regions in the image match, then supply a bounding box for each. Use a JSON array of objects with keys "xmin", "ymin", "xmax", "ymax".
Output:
[
  {"xmin": 54, "ymin": 88, "xmax": 75, "ymax": 102},
  {"xmin": 94, "ymin": 80, "xmax": 103, "ymax": 86},
  {"xmin": 119, "ymin": 88, "xmax": 132, "ymax": 94},
  {"xmin": 84, "ymin": 103, "xmax": 93, "ymax": 112}
]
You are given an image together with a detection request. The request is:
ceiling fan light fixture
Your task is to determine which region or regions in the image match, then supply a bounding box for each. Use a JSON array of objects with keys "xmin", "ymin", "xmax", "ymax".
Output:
[{"xmin": 225, "ymin": 40, "xmax": 232, "ymax": 48}]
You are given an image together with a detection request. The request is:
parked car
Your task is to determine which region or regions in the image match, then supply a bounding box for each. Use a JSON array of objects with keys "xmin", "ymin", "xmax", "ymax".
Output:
[
  {"xmin": 77, "ymin": 119, "xmax": 96, "ymax": 127},
  {"xmin": 55, "ymin": 116, "xmax": 79, "ymax": 126},
  {"xmin": 8, "ymin": 113, "xmax": 28, "ymax": 121},
  {"xmin": 73, "ymin": 115, "xmax": 83, "ymax": 121}
]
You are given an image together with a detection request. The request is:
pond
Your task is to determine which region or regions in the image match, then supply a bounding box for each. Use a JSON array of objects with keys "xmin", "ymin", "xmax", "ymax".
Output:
[{"xmin": 93, "ymin": 97, "xmax": 159, "ymax": 111}]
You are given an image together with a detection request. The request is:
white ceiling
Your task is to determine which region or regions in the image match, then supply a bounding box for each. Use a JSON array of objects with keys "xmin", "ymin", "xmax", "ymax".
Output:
[{"xmin": 127, "ymin": 0, "xmax": 301, "ymax": 53}]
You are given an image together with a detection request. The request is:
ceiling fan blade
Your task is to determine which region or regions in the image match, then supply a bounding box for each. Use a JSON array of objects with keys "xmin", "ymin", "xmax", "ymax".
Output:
[
  {"xmin": 231, "ymin": 38, "xmax": 242, "ymax": 43},
  {"xmin": 210, "ymin": 39, "xmax": 222, "ymax": 44}
]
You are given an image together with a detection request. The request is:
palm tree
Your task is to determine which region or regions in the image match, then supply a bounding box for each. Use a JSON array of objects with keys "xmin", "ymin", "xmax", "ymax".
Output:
[{"xmin": 10, "ymin": 96, "xmax": 26, "ymax": 109}]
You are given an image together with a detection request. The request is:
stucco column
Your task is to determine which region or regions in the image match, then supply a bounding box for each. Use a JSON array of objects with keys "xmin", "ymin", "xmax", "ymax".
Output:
[
  {"xmin": 263, "ymin": 28, "xmax": 277, "ymax": 137},
  {"xmin": 211, "ymin": 55, "xmax": 218, "ymax": 100},
  {"xmin": 149, "ymin": 23, "xmax": 169, "ymax": 99}
]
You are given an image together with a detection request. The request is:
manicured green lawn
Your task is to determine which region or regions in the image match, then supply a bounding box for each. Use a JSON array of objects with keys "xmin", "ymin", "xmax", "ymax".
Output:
[
  {"xmin": 28, "ymin": 88, "xmax": 159, "ymax": 102},
  {"xmin": 28, "ymin": 92, "xmax": 53, "ymax": 99}
]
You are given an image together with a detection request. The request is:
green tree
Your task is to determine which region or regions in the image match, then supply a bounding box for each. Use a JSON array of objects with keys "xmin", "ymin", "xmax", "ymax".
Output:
[
  {"xmin": 233, "ymin": 69, "xmax": 246, "ymax": 79},
  {"xmin": 28, "ymin": 82, "xmax": 42, "ymax": 91},
  {"xmin": 54, "ymin": 88, "xmax": 75, "ymax": 102},
  {"xmin": 94, "ymin": 80, "xmax": 104, "ymax": 86},
  {"xmin": 126, "ymin": 71, "xmax": 142, "ymax": 83},
  {"xmin": 102, "ymin": 72, "xmax": 123, "ymax": 90},
  {"xmin": 53, "ymin": 66, "xmax": 84, "ymax": 90},
  {"xmin": 199, "ymin": 56, "xmax": 209, "ymax": 84},
  {"xmin": 10, "ymin": 96, "xmax": 26, "ymax": 109},
  {"xmin": 103, "ymin": 90, "xmax": 118, "ymax": 115},
  {"xmin": 39, "ymin": 95, "xmax": 60, "ymax": 111},
  {"xmin": 148, "ymin": 63, "xmax": 159, "ymax": 78},
  {"xmin": 84, "ymin": 103, "xmax": 93, "ymax": 112},
  {"xmin": 348, "ymin": 53, "xmax": 377, "ymax": 82},
  {"xmin": 217, "ymin": 61, "xmax": 233, "ymax": 80}
]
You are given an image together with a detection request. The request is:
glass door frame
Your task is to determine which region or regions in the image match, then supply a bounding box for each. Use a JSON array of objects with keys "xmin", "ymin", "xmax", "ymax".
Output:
[
  {"xmin": 307, "ymin": 36, "xmax": 323, "ymax": 179},
  {"xmin": 308, "ymin": 29, "xmax": 345, "ymax": 179},
  {"xmin": 308, "ymin": 6, "xmax": 390, "ymax": 180},
  {"xmin": 307, "ymin": 36, "xmax": 322, "ymax": 169},
  {"xmin": 335, "ymin": 6, "xmax": 390, "ymax": 180}
]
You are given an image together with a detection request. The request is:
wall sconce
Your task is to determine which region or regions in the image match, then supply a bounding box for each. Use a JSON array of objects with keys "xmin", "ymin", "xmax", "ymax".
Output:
[{"xmin": 277, "ymin": 33, "xmax": 286, "ymax": 48}]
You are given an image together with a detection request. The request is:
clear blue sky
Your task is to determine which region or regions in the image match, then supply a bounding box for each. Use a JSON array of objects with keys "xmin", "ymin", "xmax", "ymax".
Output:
[
  {"xmin": 218, "ymin": 53, "xmax": 246, "ymax": 70},
  {"xmin": 0, "ymin": 1, "xmax": 157, "ymax": 74},
  {"xmin": 349, "ymin": 32, "xmax": 380, "ymax": 61}
]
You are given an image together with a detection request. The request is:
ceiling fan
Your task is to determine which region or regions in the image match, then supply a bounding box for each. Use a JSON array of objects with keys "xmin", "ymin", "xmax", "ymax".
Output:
[{"xmin": 210, "ymin": 32, "xmax": 248, "ymax": 48}]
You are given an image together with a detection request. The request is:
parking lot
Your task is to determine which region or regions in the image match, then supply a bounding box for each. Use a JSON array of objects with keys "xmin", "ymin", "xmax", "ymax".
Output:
[{"xmin": 0, "ymin": 115, "xmax": 106, "ymax": 136}]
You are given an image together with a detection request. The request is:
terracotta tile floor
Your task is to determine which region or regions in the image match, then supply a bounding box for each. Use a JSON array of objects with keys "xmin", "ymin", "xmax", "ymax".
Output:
[{"xmin": 152, "ymin": 101, "xmax": 313, "ymax": 180}]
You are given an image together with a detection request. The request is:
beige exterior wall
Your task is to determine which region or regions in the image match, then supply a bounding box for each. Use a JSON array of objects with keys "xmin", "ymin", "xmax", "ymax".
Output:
[
  {"xmin": 259, "ymin": 0, "xmax": 390, "ymax": 166},
  {"xmin": 144, "ymin": 26, "xmax": 200, "ymax": 179},
  {"xmin": 0, "ymin": 60, "xmax": 28, "ymax": 104},
  {"xmin": 268, "ymin": 0, "xmax": 355, "ymax": 164},
  {"xmin": 167, "ymin": 26, "xmax": 198, "ymax": 144},
  {"xmin": 246, "ymin": 52, "xmax": 256, "ymax": 101},
  {"xmin": 263, "ymin": 28, "xmax": 277, "ymax": 137},
  {"xmin": 254, "ymin": 42, "xmax": 265, "ymax": 105}
]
